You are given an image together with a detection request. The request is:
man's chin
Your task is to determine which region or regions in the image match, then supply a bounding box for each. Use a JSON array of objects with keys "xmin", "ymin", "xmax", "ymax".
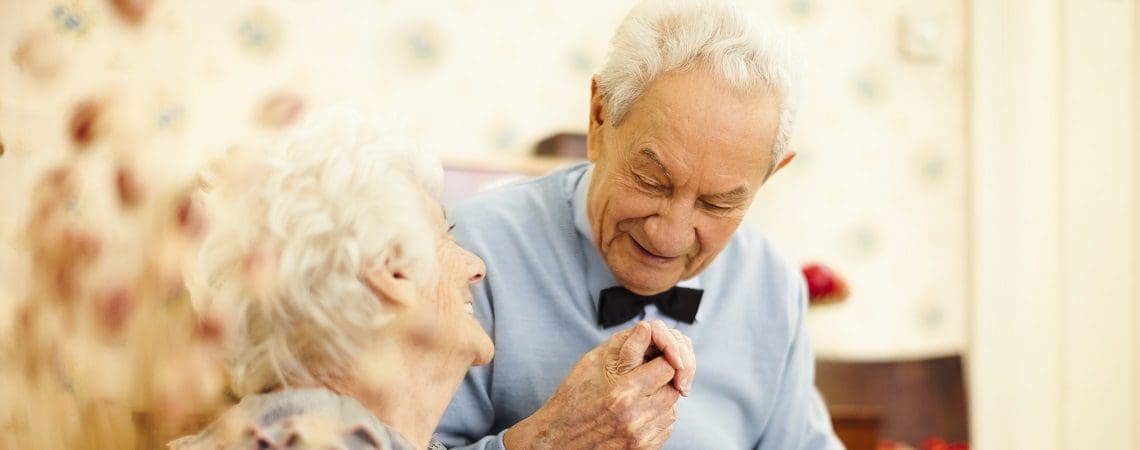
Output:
[
  {"xmin": 608, "ymin": 256, "xmax": 683, "ymax": 294},
  {"xmin": 614, "ymin": 273, "xmax": 679, "ymax": 296}
]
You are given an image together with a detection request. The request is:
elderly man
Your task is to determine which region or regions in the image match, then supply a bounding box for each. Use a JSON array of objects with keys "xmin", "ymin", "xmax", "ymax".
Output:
[{"xmin": 436, "ymin": 1, "xmax": 842, "ymax": 449}]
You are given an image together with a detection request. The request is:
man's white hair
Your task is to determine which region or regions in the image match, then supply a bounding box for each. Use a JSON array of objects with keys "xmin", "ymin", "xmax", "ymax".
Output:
[
  {"xmin": 192, "ymin": 109, "xmax": 443, "ymax": 397},
  {"xmin": 596, "ymin": 0, "xmax": 799, "ymax": 168}
]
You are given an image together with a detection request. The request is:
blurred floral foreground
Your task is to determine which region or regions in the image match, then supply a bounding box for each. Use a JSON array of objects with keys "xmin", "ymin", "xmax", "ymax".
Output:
[
  {"xmin": 0, "ymin": 1, "xmax": 310, "ymax": 448},
  {"xmin": 0, "ymin": 144, "xmax": 232, "ymax": 449},
  {"xmin": 0, "ymin": 97, "xmax": 274, "ymax": 446}
]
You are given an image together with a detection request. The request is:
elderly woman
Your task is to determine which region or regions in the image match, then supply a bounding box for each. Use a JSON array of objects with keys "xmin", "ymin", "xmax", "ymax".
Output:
[{"xmin": 170, "ymin": 111, "xmax": 494, "ymax": 450}]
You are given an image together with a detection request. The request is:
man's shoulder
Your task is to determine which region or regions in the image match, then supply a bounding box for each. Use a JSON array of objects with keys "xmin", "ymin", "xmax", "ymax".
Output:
[
  {"xmin": 723, "ymin": 225, "xmax": 795, "ymax": 273},
  {"xmin": 716, "ymin": 225, "xmax": 805, "ymax": 304}
]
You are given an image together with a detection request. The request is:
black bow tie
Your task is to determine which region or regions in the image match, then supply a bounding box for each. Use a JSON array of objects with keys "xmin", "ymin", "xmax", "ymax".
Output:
[{"xmin": 597, "ymin": 286, "xmax": 703, "ymax": 328}]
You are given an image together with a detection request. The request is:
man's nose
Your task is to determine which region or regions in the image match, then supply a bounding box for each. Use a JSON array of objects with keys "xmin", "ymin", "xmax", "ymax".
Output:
[{"xmin": 643, "ymin": 204, "xmax": 696, "ymax": 257}]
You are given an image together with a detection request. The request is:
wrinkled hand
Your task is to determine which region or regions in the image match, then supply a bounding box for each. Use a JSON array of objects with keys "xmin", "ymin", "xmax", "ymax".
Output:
[{"xmin": 504, "ymin": 320, "xmax": 696, "ymax": 450}]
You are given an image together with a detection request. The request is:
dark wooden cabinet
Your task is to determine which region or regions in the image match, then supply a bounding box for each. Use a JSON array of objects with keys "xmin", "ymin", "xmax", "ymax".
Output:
[{"xmin": 817, "ymin": 355, "xmax": 969, "ymax": 449}]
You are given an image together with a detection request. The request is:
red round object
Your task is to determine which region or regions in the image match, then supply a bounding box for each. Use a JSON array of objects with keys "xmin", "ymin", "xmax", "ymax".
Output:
[
  {"xmin": 803, "ymin": 263, "xmax": 841, "ymax": 299},
  {"xmin": 920, "ymin": 437, "xmax": 949, "ymax": 450}
]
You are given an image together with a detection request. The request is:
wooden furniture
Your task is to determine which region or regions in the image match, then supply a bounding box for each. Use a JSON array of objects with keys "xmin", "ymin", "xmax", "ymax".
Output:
[
  {"xmin": 816, "ymin": 355, "xmax": 969, "ymax": 448},
  {"xmin": 828, "ymin": 405, "xmax": 882, "ymax": 450},
  {"xmin": 534, "ymin": 132, "xmax": 587, "ymax": 158}
]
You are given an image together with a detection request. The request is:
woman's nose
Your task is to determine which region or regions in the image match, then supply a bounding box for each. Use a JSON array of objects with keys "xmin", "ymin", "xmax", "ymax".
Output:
[{"xmin": 465, "ymin": 251, "xmax": 486, "ymax": 283}]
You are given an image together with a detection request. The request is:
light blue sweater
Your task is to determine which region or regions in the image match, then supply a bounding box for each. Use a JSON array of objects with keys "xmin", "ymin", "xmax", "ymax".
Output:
[{"xmin": 435, "ymin": 163, "xmax": 841, "ymax": 449}]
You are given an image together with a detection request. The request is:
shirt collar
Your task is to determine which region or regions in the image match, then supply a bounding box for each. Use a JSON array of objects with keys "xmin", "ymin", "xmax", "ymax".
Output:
[
  {"xmin": 571, "ymin": 165, "xmax": 595, "ymax": 245},
  {"xmin": 570, "ymin": 165, "xmax": 702, "ymax": 318}
]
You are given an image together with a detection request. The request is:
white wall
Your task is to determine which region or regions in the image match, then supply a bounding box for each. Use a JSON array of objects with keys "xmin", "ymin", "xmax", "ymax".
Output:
[
  {"xmin": 968, "ymin": 0, "xmax": 1137, "ymax": 449},
  {"xmin": 1135, "ymin": 2, "xmax": 1140, "ymax": 446},
  {"xmin": 1135, "ymin": 2, "xmax": 1140, "ymax": 444},
  {"xmin": 0, "ymin": 0, "xmax": 972, "ymax": 360},
  {"xmin": 1059, "ymin": 1, "xmax": 1136, "ymax": 446}
]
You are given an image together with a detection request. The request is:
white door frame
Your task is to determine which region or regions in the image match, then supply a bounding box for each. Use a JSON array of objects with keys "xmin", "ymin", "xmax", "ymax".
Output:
[{"xmin": 967, "ymin": 0, "xmax": 1137, "ymax": 449}]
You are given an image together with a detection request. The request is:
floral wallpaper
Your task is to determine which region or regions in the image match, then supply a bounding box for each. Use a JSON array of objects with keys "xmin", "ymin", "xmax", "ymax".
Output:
[{"xmin": 0, "ymin": 0, "xmax": 966, "ymax": 360}]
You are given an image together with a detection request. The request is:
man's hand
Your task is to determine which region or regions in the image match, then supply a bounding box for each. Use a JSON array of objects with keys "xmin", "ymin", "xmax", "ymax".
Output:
[{"xmin": 503, "ymin": 320, "xmax": 696, "ymax": 450}]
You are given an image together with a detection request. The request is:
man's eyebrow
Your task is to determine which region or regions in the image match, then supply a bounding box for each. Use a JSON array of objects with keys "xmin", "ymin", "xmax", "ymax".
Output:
[
  {"xmin": 703, "ymin": 186, "xmax": 749, "ymax": 202},
  {"xmin": 639, "ymin": 148, "xmax": 672, "ymax": 182}
]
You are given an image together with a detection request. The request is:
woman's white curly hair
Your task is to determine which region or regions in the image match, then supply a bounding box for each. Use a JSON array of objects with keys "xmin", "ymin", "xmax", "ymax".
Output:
[
  {"xmin": 595, "ymin": 0, "xmax": 799, "ymax": 169},
  {"xmin": 192, "ymin": 109, "xmax": 443, "ymax": 397}
]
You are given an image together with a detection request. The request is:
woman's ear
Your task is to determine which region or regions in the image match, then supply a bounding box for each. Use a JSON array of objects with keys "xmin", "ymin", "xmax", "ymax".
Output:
[{"xmin": 361, "ymin": 259, "xmax": 417, "ymax": 307}]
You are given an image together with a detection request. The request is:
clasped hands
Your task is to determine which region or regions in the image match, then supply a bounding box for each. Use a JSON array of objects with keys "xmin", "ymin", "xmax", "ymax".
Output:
[{"xmin": 504, "ymin": 320, "xmax": 696, "ymax": 449}]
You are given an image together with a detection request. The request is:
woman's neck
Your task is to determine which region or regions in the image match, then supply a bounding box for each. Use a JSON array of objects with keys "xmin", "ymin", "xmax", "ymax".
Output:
[{"xmin": 346, "ymin": 338, "xmax": 473, "ymax": 449}]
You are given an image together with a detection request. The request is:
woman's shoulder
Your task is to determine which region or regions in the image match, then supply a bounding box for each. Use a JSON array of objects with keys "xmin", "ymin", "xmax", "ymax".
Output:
[{"xmin": 169, "ymin": 388, "xmax": 414, "ymax": 450}]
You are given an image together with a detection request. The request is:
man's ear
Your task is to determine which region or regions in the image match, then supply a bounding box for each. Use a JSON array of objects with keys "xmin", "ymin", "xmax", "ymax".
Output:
[
  {"xmin": 361, "ymin": 259, "xmax": 417, "ymax": 308},
  {"xmin": 773, "ymin": 150, "xmax": 796, "ymax": 174},
  {"xmin": 587, "ymin": 76, "xmax": 607, "ymax": 162}
]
